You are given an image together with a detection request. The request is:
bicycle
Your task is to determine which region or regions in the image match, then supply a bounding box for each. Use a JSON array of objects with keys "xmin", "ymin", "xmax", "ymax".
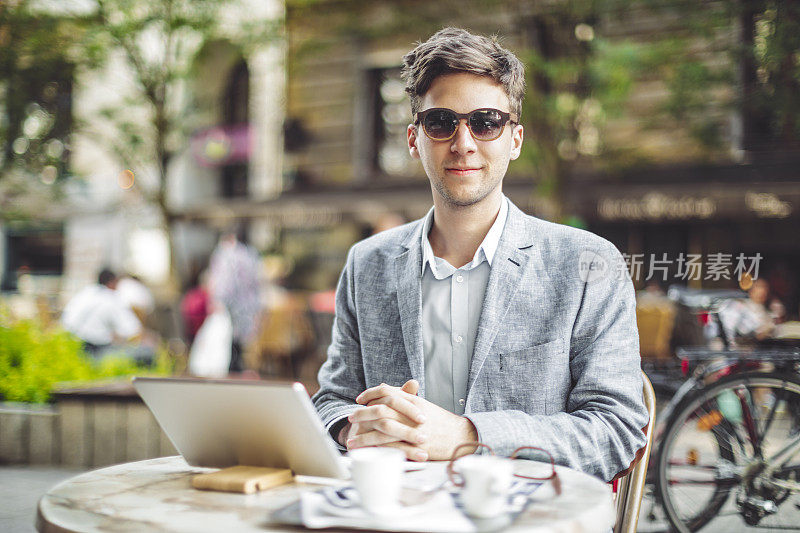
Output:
[{"xmin": 652, "ymin": 343, "xmax": 800, "ymax": 532}]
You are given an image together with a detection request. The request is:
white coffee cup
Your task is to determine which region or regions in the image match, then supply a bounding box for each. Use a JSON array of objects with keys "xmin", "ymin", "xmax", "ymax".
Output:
[
  {"xmin": 452, "ymin": 455, "xmax": 514, "ymax": 518},
  {"xmin": 348, "ymin": 447, "xmax": 406, "ymax": 515}
]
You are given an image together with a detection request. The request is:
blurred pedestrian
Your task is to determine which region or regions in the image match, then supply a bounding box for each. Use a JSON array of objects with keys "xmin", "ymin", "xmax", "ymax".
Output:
[
  {"xmin": 768, "ymin": 297, "xmax": 787, "ymax": 325},
  {"xmin": 116, "ymin": 274, "xmax": 155, "ymax": 325},
  {"xmin": 61, "ymin": 268, "xmax": 144, "ymax": 358},
  {"xmin": 208, "ymin": 225, "xmax": 260, "ymax": 372},
  {"xmin": 181, "ymin": 268, "xmax": 210, "ymax": 345},
  {"xmin": 719, "ymin": 278, "xmax": 775, "ymax": 343}
]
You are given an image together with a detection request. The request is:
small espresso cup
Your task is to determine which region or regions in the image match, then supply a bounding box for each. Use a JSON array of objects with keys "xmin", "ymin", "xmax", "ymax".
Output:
[
  {"xmin": 348, "ymin": 447, "xmax": 406, "ymax": 515},
  {"xmin": 451, "ymin": 455, "xmax": 514, "ymax": 518}
]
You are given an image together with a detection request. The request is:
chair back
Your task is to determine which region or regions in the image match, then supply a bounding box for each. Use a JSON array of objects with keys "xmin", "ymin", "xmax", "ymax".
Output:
[
  {"xmin": 614, "ymin": 370, "xmax": 656, "ymax": 533},
  {"xmin": 636, "ymin": 304, "xmax": 675, "ymax": 360}
]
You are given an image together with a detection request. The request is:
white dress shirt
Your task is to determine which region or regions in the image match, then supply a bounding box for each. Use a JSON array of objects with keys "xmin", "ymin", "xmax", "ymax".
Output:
[
  {"xmin": 420, "ymin": 196, "xmax": 509, "ymax": 414},
  {"xmin": 61, "ymin": 284, "xmax": 142, "ymax": 346}
]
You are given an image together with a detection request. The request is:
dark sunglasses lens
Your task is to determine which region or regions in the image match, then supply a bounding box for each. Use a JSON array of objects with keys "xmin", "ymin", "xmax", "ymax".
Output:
[
  {"xmin": 423, "ymin": 110, "xmax": 458, "ymax": 139},
  {"xmin": 469, "ymin": 110, "xmax": 504, "ymax": 139}
]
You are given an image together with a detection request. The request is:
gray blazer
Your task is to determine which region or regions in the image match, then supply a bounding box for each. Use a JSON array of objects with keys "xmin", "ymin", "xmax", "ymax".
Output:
[{"xmin": 313, "ymin": 200, "xmax": 648, "ymax": 481}]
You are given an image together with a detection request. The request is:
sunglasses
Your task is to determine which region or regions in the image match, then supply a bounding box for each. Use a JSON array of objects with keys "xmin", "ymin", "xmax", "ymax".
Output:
[
  {"xmin": 447, "ymin": 442, "xmax": 562, "ymax": 496},
  {"xmin": 415, "ymin": 108, "xmax": 518, "ymax": 142}
]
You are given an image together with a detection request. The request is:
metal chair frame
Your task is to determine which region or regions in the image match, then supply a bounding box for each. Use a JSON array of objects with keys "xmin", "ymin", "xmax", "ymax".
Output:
[{"xmin": 614, "ymin": 371, "xmax": 656, "ymax": 533}]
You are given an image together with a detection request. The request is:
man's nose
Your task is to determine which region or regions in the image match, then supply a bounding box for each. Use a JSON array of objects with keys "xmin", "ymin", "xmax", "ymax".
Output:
[{"xmin": 450, "ymin": 120, "xmax": 476, "ymax": 154}]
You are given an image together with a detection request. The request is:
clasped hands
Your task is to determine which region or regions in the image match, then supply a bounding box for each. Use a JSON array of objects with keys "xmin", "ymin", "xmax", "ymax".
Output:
[{"xmin": 338, "ymin": 379, "xmax": 477, "ymax": 461}]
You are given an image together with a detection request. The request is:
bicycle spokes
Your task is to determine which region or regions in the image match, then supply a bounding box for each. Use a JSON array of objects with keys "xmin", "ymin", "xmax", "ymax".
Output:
[{"xmin": 656, "ymin": 373, "xmax": 800, "ymax": 532}]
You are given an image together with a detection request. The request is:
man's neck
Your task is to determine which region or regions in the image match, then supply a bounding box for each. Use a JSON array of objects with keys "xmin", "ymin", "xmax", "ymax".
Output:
[{"xmin": 428, "ymin": 191, "xmax": 503, "ymax": 269}]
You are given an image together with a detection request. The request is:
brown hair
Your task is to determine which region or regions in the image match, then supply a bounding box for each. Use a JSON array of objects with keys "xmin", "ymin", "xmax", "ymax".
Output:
[{"xmin": 401, "ymin": 27, "xmax": 525, "ymax": 118}]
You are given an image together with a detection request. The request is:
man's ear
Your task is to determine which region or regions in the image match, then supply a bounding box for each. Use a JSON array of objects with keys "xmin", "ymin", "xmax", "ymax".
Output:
[
  {"xmin": 509, "ymin": 123, "xmax": 523, "ymax": 161},
  {"xmin": 408, "ymin": 123, "xmax": 421, "ymax": 159}
]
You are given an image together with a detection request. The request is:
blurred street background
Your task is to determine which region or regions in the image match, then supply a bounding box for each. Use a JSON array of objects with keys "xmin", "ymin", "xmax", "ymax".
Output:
[{"xmin": 2, "ymin": 0, "xmax": 800, "ymax": 531}]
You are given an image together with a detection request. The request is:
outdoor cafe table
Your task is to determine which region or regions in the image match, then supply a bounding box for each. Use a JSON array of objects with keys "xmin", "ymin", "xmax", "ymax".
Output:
[{"xmin": 37, "ymin": 455, "xmax": 616, "ymax": 532}]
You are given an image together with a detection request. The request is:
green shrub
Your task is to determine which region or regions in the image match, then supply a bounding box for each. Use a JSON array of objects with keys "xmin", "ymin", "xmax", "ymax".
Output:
[{"xmin": 0, "ymin": 316, "xmax": 174, "ymax": 404}]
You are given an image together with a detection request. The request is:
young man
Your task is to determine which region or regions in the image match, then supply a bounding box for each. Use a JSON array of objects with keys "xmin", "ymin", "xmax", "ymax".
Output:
[{"xmin": 313, "ymin": 28, "xmax": 647, "ymax": 481}]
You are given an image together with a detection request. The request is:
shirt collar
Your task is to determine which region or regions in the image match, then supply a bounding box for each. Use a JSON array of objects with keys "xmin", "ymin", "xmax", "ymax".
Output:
[{"xmin": 421, "ymin": 195, "xmax": 509, "ymax": 277}]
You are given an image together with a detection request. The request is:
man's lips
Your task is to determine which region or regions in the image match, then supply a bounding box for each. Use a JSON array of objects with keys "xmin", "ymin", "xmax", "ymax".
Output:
[{"xmin": 445, "ymin": 167, "xmax": 482, "ymax": 176}]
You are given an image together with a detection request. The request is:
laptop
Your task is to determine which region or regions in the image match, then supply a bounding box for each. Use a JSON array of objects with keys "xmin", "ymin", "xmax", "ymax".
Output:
[{"xmin": 132, "ymin": 377, "xmax": 348, "ymax": 479}]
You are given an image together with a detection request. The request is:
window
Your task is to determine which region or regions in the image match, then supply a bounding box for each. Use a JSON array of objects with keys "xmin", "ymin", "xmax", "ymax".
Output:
[
  {"xmin": 369, "ymin": 67, "xmax": 418, "ymax": 179},
  {"xmin": 1, "ymin": 225, "xmax": 64, "ymax": 291},
  {"xmin": 220, "ymin": 59, "xmax": 249, "ymax": 198}
]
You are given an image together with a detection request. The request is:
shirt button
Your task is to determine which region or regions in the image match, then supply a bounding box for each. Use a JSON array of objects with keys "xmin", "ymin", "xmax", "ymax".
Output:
[
  {"xmin": 456, "ymin": 275, "xmax": 464, "ymax": 283},
  {"xmin": 458, "ymin": 398, "xmax": 466, "ymax": 406},
  {"xmin": 455, "ymin": 335, "xmax": 463, "ymax": 343}
]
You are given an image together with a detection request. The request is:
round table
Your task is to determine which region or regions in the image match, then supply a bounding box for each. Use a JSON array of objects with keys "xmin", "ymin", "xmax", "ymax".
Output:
[{"xmin": 37, "ymin": 456, "xmax": 616, "ymax": 532}]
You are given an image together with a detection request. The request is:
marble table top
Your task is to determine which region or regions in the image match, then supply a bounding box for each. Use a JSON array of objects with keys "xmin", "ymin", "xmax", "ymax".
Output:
[{"xmin": 37, "ymin": 456, "xmax": 615, "ymax": 532}]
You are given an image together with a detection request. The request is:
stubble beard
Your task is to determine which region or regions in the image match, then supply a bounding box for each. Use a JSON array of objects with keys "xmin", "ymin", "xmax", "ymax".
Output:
[{"xmin": 430, "ymin": 167, "xmax": 502, "ymax": 209}]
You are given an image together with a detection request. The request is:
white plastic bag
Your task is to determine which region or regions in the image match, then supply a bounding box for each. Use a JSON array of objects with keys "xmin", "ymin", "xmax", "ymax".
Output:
[{"xmin": 188, "ymin": 309, "xmax": 232, "ymax": 377}]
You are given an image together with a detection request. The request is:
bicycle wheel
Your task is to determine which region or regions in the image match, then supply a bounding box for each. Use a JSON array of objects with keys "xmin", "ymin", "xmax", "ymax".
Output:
[{"xmin": 656, "ymin": 371, "xmax": 800, "ymax": 532}]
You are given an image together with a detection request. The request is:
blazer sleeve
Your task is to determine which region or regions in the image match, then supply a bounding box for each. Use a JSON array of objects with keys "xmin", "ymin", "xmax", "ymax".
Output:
[
  {"xmin": 312, "ymin": 246, "xmax": 366, "ymax": 440},
  {"xmin": 465, "ymin": 245, "xmax": 649, "ymax": 482}
]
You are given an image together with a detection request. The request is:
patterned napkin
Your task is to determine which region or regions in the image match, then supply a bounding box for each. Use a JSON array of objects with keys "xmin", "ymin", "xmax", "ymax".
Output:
[{"xmin": 298, "ymin": 478, "xmax": 542, "ymax": 532}]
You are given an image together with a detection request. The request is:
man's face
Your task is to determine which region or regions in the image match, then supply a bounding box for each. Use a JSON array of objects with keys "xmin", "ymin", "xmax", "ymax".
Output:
[{"xmin": 407, "ymin": 72, "xmax": 523, "ymax": 208}]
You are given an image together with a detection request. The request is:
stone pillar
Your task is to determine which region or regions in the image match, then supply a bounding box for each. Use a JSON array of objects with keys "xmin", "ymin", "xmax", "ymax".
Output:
[{"xmin": 248, "ymin": 4, "xmax": 286, "ymax": 202}]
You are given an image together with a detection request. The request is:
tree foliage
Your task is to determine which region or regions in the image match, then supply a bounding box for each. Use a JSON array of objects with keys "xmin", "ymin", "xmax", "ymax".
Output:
[
  {"xmin": 3, "ymin": 0, "xmax": 280, "ymax": 282},
  {"xmin": 0, "ymin": 1, "xmax": 98, "ymax": 219},
  {"xmin": 616, "ymin": 0, "xmax": 800, "ymax": 154}
]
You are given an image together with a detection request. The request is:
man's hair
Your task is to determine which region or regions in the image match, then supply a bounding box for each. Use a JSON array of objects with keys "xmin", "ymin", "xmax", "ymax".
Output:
[
  {"xmin": 401, "ymin": 27, "xmax": 525, "ymax": 118},
  {"xmin": 98, "ymin": 268, "xmax": 117, "ymax": 287}
]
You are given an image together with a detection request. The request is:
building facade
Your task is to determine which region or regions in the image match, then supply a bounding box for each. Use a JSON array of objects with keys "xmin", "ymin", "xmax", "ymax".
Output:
[{"xmin": 4, "ymin": 0, "xmax": 799, "ymax": 320}]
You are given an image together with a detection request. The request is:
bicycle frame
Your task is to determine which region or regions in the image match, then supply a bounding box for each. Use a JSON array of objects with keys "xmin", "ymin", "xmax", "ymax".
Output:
[
  {"xmin": 763, "ymin": 432, "xmax": 800, "ymax": 490},
  {"xmin": 653, "ymin": 356, "xmax": 773, "ymax": 449}
]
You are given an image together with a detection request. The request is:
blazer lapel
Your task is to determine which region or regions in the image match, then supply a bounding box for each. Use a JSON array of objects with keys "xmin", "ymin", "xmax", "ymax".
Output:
[
  {"xmin": 467, "ymin": 202, "xmax": 543, "ymax": 395},
  {"xmin": 394, "ymin": 223, "xmax": 426, "ymax": 394}
]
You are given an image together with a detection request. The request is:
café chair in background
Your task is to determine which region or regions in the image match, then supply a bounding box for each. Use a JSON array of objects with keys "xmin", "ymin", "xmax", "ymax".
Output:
[
  {"xmin": 614, "ymin": 371, "xmax": 656, "ymax": 533},
  {"xmin": 636, "ymin": 304, "xmax": 675, "ymax": 360}
]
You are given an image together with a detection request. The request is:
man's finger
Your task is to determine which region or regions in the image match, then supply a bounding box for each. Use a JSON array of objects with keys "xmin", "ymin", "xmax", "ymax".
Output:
[
  {"xmin": 357, "ymin": 383, "xmax": 423, "ymax": 406},
  {"xmin": 348, "ymin": 403, "xmax": 418, "ymax": 427},
  {"xmin": 365, "ymin": 394, "xmax": 426, "ymax": 424},
  {"xmin": 346, "ymin": 429, "xmax": 402, "ymax": 449},
  {"xmin": 401, "ymin": 379, "xmax": 419, "ymax": 395},
  {"xmin": 383, "ymin": 441, "xmax": 429, "ymax": 462},
  {"xmin": 355, "ymin": 383, "xmax": 399, "ymax": 405},
  {"xmin": 347, "ymin": 418, "xmax": 426, "ymax": 445}
]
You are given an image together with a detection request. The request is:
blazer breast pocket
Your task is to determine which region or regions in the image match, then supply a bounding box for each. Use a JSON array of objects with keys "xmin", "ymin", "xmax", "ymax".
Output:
[{"xmin": 478, "ymin": 338, "xmax": 569, "ymax": 415}]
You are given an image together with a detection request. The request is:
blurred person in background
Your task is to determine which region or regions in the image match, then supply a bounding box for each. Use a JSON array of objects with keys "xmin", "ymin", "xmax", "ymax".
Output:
[
  {"xmin": 719, "ymin": 277, "xmax": 776, "ymax": 344},
  {"xmin": 181, "ymin": 268, "xmax": 210, "ymax": 346},
  {"xmin": 61, "ymin": 268, "xmax": 146, "ymax": 359},
  {"xmin": 769, "ymin": 297, "xmax": 787, "ymax": 325},
  {"xmin": 636, "ymin": 279, "xmax": 670, "ymax": 305},
  {"xmin": 208, "ymin": 225, "xmax": 260, "ymax": 373},
  {"xmin": 769, "ymin": 297, "xmax": 800, "ymax": 341},
  {"xmin": 116, "ymin": 273, "xmax": 156, "ymax": 325}
]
